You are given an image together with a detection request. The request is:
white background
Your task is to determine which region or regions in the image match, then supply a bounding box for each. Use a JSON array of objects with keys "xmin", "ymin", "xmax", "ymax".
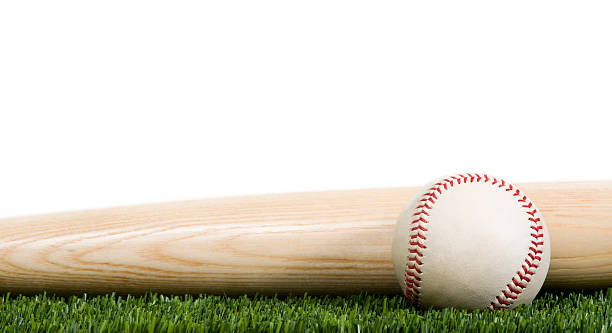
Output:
[{"xmin": 1, "ymin": 1, "xmax": 610, "ymax": 218}]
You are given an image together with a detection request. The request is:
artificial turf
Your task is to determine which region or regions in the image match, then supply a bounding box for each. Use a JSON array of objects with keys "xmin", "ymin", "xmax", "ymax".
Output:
[{"xmin": 0, "ymin": 289, "xmax": 609, "ymax": 332}]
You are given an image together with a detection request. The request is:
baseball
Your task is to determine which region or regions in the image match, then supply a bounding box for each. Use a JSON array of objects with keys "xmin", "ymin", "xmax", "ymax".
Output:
[{"xmin": 392, "ymin": 173, "xmax": 551, "ymax": 310}]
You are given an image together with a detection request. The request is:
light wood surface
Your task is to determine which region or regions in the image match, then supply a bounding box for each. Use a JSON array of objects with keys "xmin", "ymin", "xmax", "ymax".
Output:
[{"xmin": 0, "ymin": 181, "xmax": 610, "ymax": 296}]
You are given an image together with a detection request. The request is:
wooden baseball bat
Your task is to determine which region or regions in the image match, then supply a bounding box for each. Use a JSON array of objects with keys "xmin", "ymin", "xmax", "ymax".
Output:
[{"xmin": 0, "ymin": 181, "xmax": 610, "ymax": 296}]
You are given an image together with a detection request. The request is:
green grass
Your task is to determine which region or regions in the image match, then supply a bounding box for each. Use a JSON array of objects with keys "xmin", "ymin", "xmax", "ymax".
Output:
[{"xmin": 0, "ymin": 290, "xmax": 610, "ymax": 332}]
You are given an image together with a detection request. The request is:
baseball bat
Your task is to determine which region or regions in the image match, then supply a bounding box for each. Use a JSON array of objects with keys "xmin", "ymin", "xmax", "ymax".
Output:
[{"xmin": 0, "ymin": 181, "xmax": 610, "ymax": 296}]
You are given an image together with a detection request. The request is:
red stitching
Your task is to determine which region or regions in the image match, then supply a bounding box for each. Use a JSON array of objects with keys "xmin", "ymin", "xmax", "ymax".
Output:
[
  {"xmin": 525, "ymin": 259, "xmax": 539, "ymax": 268},
  {"xmin": 406, "ymin": 278, "xmax": 420, "ymax": 287},
  {"xmin": 522, "ymin": 265, "xmax": 529, "ymax": 274},
  {"xmin": 507, "ymin": 284, "xmax": 521, "ymax": 294},
  {"xmin": 496, "ymin": 296, "xmax": 511, "ymax": 306},
  {"xmin": 512, "ymin": 277, "xmax": 526, "ymax": 288},
  {"xmin": 402, "ymin": 173, "xmax": 544, "ymax": 310},
  {"xmin": 410, "ymin": 233, "xmax": 426, "ymax": 240},
  {"xmin": 517, "ymin": 271, "xmax": 531, "ymax": 282},
  {"xmin": 405, "ymin": 282, "xmax": 419, "ymax": 292},
  {"xmin": 529, "ymin": 247, "xmax": 543, "ymax": 254},
  {"xmin": 405, "ymin": 287, "xmax": 418, "ymax": 296},
  {"xmin": 409, "ymin": 249, "xmax": 423, "ymax": 257},
  {"xmin": 408, "ymin": 257, "xmax": 423, "ymax": 265},
  {"xmin": 405, "ymin": 288, "xmax": 418, "ymax": 295},
  {"xmin": 503, "ymin": 290, "xmax": 517, "ymax": 300},
  {"xmin": 407, "ymin": 264, "xmax": 423, "ymax": 274},
  {"xmin": 412, "ymin": 217, "xmax": 428, "ymax": 224},
  {"xmin": 528, "ymin": 253, "xmax": 542, "ymax": 261},
  {"xmin": 410, "ymin": 241, "xmax": 426, "ymax": 249}
]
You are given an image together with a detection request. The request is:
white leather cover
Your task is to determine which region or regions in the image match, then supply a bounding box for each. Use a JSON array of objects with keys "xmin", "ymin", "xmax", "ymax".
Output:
[{"xmin": 392, "ymin": 174, "xmax": 550, "ymax": 310}]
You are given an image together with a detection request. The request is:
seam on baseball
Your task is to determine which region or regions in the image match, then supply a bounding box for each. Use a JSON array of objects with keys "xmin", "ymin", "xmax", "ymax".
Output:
[{"xmin": 403, "ymin": 173, "xmax": 544, "ymax": 310}]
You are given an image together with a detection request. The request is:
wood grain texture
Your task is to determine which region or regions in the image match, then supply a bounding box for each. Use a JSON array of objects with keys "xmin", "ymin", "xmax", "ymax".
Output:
[{"xmin": 0, "ymin": 181, "xmax": 610, "ymax": 296}]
